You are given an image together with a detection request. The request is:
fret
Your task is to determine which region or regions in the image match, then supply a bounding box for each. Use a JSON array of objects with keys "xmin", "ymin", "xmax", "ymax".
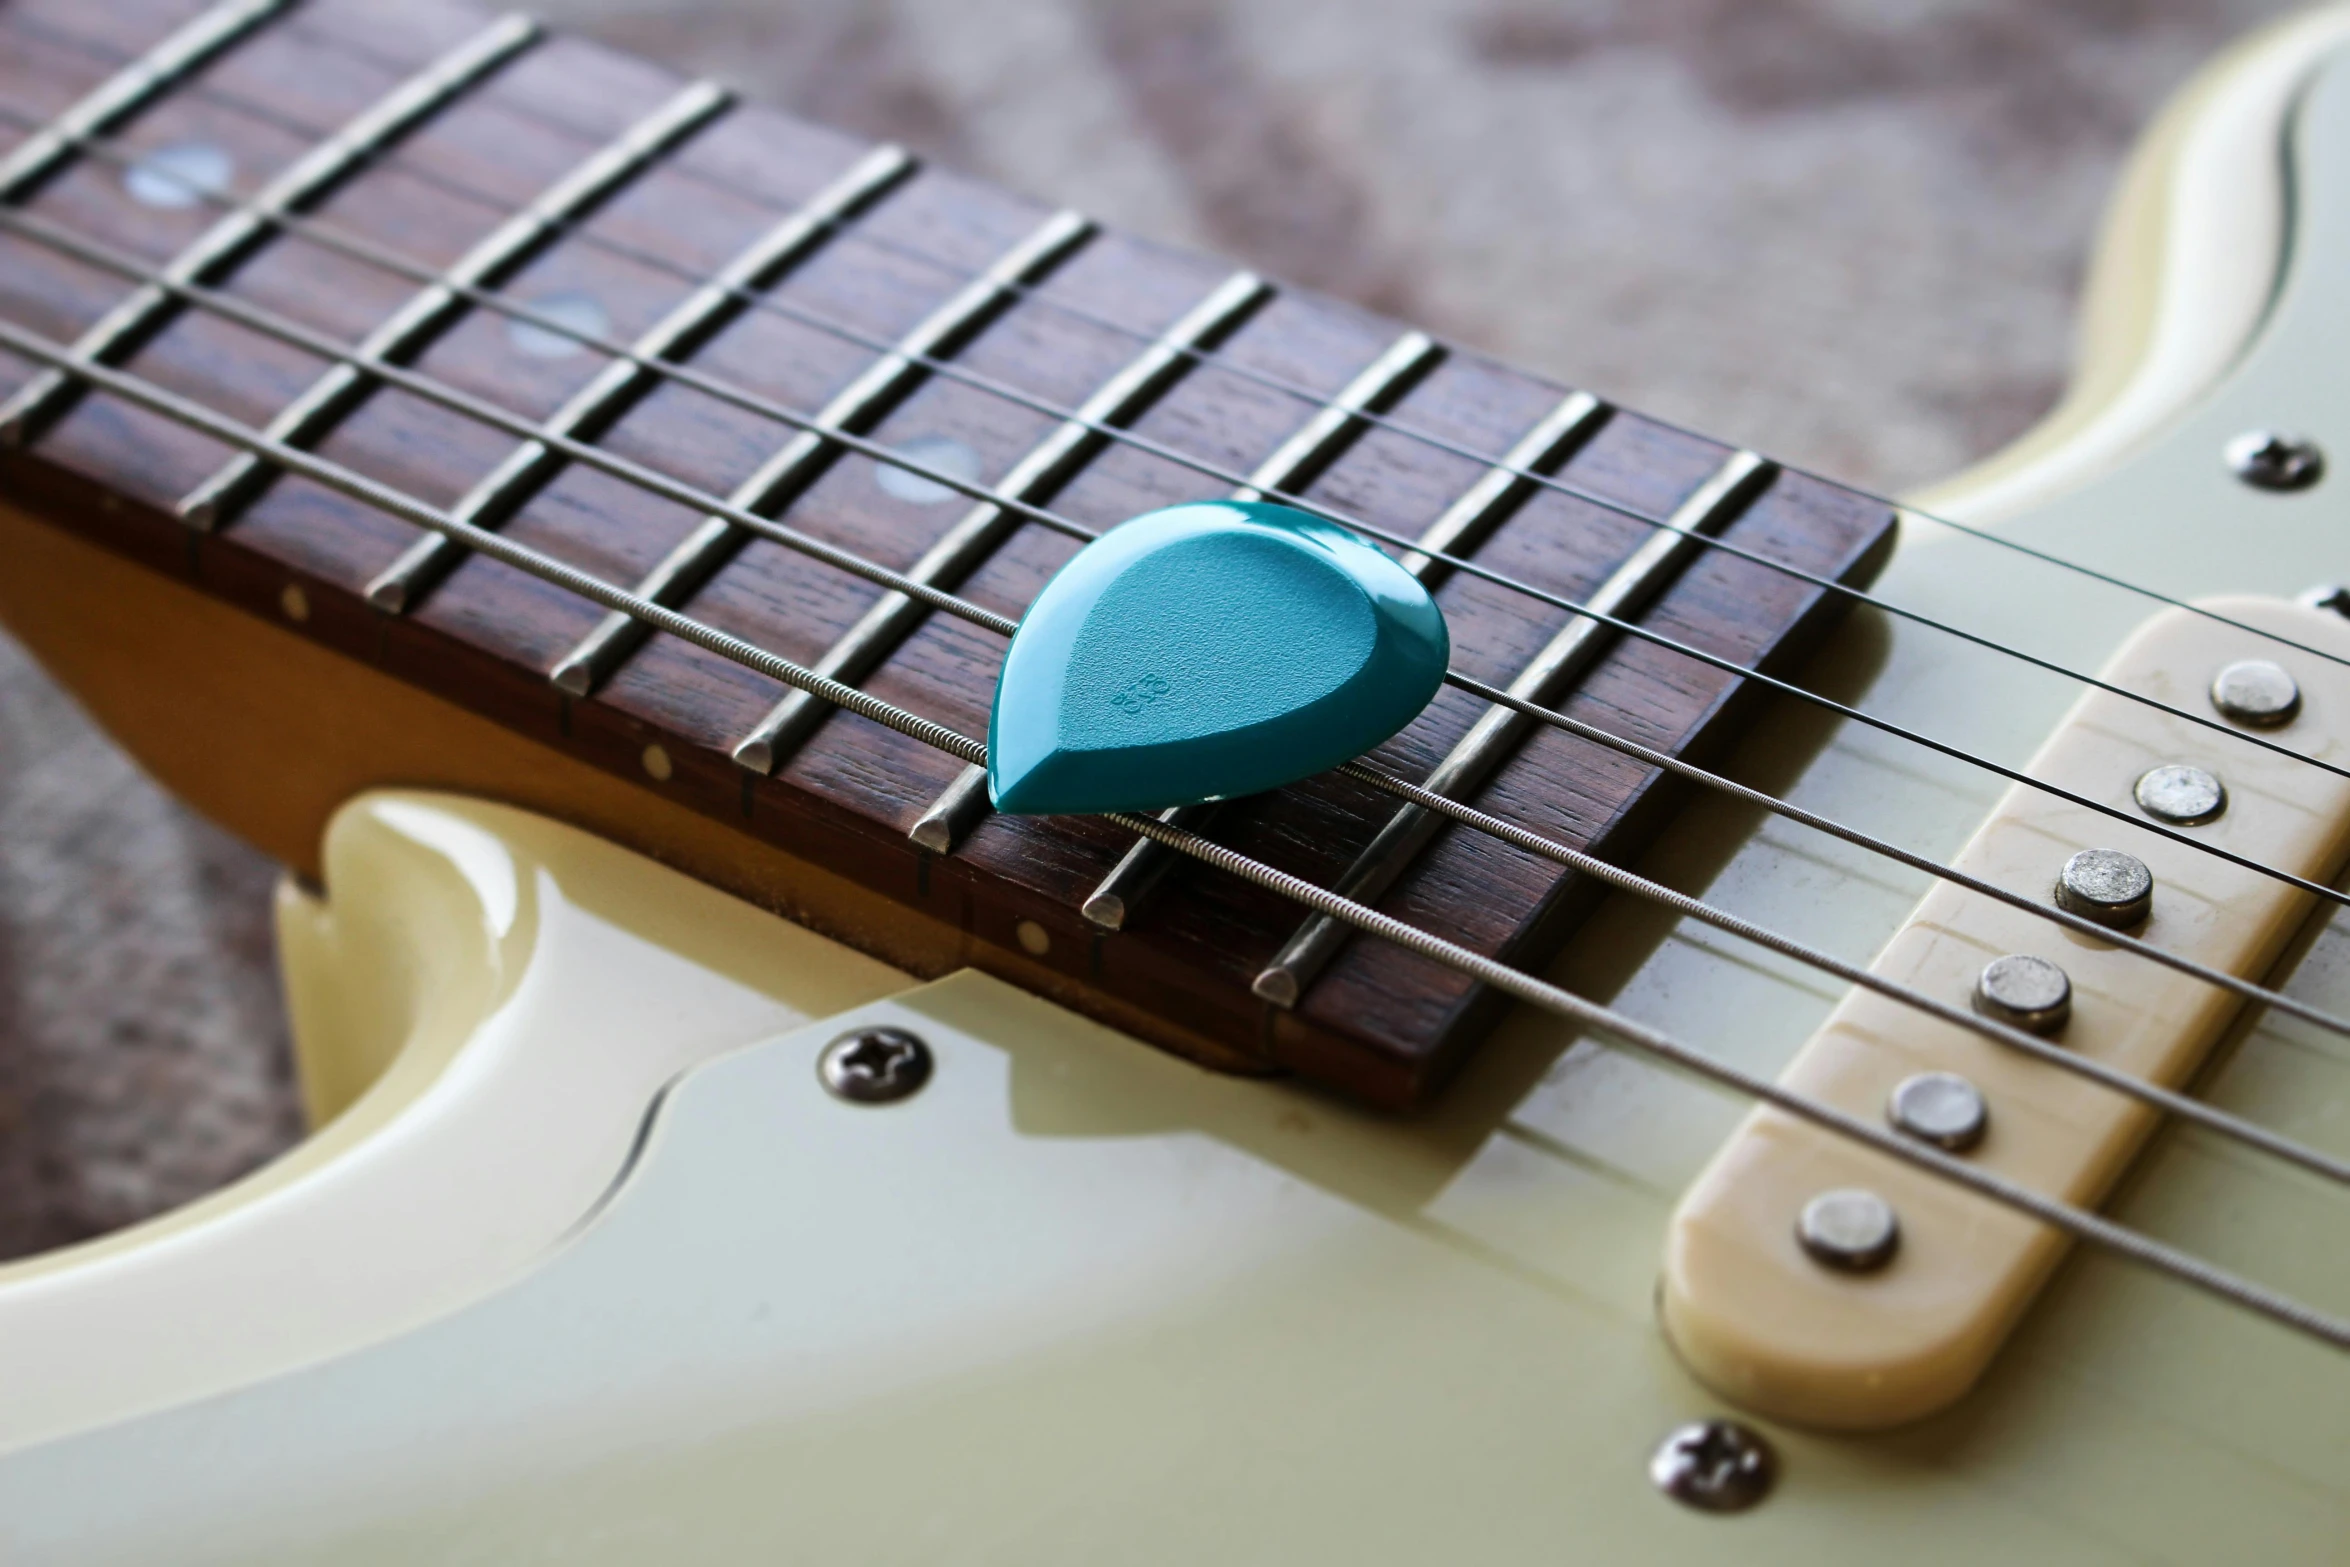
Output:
[
  {"xmin": 1078, "ymin": 328, "xmax": 1446, "ymax": 929},
  {"xmin": 730, "ymin": 269, "xmax": 1274, "ymax": 776},
  {"xmin": 908, "ymin": 761, "xmax": 994, "ymax": 855},
  {"xmin": 1253, "ymin": 449, "xmax": 1778, "ymax": 1007},
  {"xmin": 0, "ymin": 0, "xmax": 291, "ymax": 204},
  {"xmin": 357, "ymin": 138, "xmax": 912, "ymax": 611},
  {"xmin": 1231, "ymin": 330, "xmax": 1446, "ymax": 501},
  {"xmin": 180, "ymin": 80, "xmax": 739, "ymax": 535},
  {"xmin": 0, "ymin": 0, "xmax": 1900, "ymax": 1108},
  {"xmin": 544, "ymin": 205, "xmax": 1098, "ymax": 699},
  {"xmin": 0, "ymin": 13, "xmax": 538, "ymax": 451},
  {"xmin": 1394, "ymin": 390, "xmax": 1610, "ymax": 583}
]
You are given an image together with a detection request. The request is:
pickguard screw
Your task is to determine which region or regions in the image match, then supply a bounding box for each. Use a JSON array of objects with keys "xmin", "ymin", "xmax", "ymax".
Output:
[
  {"xmin": 818, "ymin": 1026, "xmax": 933, "ymax": 1104},
  {"xmin": 1797, "ymin": 1188, "xmax": 1900, "ymax": 1273},
  {"xmin": 2226, "ymin": 430, "xmax": 2324, "ymax": 491},
  {"xmin": 2054, "ymin": 847, "xmax": 2153, "ymax": 929},
  {"xmin": 1650, "ymin": 1419, "xmax": 1776, "ymax": 1513}
]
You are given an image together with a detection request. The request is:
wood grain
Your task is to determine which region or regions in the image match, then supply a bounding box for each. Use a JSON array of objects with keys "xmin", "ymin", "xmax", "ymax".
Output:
[{"xmin": 0, "ymin": 0, "xmax": 1893, "ymax": 1106}]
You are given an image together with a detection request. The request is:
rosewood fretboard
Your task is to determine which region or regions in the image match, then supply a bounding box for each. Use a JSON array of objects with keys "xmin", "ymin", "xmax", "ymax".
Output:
[{"xmin": 0, "ymin": 0, "xmax": 1894, "ymax": 1107}]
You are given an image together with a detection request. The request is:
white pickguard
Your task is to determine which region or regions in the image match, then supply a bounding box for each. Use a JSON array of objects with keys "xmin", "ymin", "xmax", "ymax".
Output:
[{"xmin": 3, "ymin": 10, "xmax": 2350, "ymax": 1564}]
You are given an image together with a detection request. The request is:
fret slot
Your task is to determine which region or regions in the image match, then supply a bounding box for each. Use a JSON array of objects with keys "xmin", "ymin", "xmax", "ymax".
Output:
[
  {"xmin": 0, "ymin": 0, "xmax": 1901, "ymax": 1110},
  {"xmin": 353, "ymin": 139, "xmax": 910, "ymax": 614},
  {"xmin": 0, "ymin": 13, "xmax": 539, "ymax": 451},
  {"xmin": 731, "ymin": 268, "xmax": 1273, "ymax": 777},
  {"xmin": 1255, "ymin": 450, "xmax": 1776, "ymax": 1006},
  {"xmin": 1076, "ymin": 329, "xmax": 1446, "ymax": 927},
  {"xmin": 908, "ymin": 762, "xmax": 994, "ymax": 855},
  {"xmin": 0, "ymin": 0, "xmax": 291, "ymax": 204},
  {"xmin": 1395, "ymin": 390, "xmax": 1610, "ymax": 584},
  {"xmin": 180, "ymin": 80, "xmax": 741, "ymax": 536},
  {"xmin": 545, "ymin": 206, "xmax": 1099, "ymax": 699}
]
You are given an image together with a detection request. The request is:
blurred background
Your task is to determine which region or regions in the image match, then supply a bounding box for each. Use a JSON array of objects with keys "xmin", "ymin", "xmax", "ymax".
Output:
[{"xmin": 0, "ymin": 0, "xmax": 2311, "ymax": 1257}]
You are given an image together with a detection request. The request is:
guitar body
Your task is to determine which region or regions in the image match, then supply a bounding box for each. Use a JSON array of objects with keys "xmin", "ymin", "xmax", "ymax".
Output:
[{"xmin": 0, "ymin": 5, "xmax": 2345, "ymax": 1561}]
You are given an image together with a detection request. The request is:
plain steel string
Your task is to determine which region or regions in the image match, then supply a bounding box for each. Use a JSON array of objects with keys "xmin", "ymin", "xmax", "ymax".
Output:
[
  {"xmin": 6, "ymin": 218, "xmax": 2349, "ymax": 1193},
  {"xmin": 11, "ymin": 45, "xmax": 2350, "ymax": 1117},
  {"xmin": 12, "ymin": 79, "xmax": 2342, "ymax": 799},
  {"xmin": 10, "ymin": 176, "xmax": 2350, "ymax": 1051},
  {"xmin": 45, "ymin": 9, "xmax": 2350, "ymax": 696},
  {"xmin": 22, "ymin": 113, "xmax": 2350, "ymax": 1066},
  {"xmin": 4, "ymin": 130, "xmax": 2344, "ymax": 931},
  {"xmin": 0, "ymin": 313, "xmax": 2340, "ymax": 1357}
]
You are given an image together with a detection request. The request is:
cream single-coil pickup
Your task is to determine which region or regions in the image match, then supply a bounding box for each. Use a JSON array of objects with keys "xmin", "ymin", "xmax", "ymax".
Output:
[{"xmin": 1662, "ymin": 596, "xmax": 2350, "ymax": 1430}]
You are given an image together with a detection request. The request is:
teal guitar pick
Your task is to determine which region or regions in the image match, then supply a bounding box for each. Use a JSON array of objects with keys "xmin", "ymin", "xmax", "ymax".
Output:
[{"xmin": 988, "ymin": 501, "xmax": 1449, "ymax": 816}]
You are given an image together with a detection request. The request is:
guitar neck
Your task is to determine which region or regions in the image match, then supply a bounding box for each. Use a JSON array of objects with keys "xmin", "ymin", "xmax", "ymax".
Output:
[{"xmin": 0, "ymin": 0, "xmax": 1893, "ymax": 1106}]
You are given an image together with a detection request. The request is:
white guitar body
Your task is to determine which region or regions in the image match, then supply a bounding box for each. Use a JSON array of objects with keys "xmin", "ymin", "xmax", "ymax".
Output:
[{"xmin": 2, "ymin": 12, "xmax": 2348, "ymax": 1563}]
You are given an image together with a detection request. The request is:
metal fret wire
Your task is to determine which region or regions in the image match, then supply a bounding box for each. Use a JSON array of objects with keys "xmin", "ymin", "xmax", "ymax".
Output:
[
  {"xmin": 0, "ymin": 203, "xmax": 1018, "ymax": 630},
  {"xmin": 3, "ymin": 95, "xmax": 2341, "ymax": 867},
  {"xmin": 11, "ymin": 169, "xmax": 2348, "ymax": 960},
  {"xmin": 4, "ymin": 76, "xmax": 2345, "ymax": 833},
  {"xmin": 26, "ymin": 12, "xmax": 2350, "ymax": 709},
  {"xmin": 1078, "ymin": 329, "xmax": 1446, "ymax": 923},
  {"xmin": 0, "ymin": 0, "xmax": 289, "ymax": 202},
  {"xmin": 363, "ymin": 146, "xmax": 946, "ymax": 617},
  {"xmin": 0, "ymin": 314, "xmax": 2340, "ymax": 1357},
  {"xmin": 178, "ymin": 78, "xmax": 743, "ymax": 535},
  {"xmin": 0, "ymin": 13, "xmax": 540, "ymax": 448},
  {"xmin": 534, "ymin": 139, "xmax": 921, "ymax": 691},
  {"xmin": 9, "ymin": 195, "xmax": 2350, "ymax": 1057},
  {"xmin": 1, "ymin": 227, "xmax": 2346, "ymax": 1193},
  {"xmin": 728, "ymin": 268, "xmax": 1276, "ymax": 774},
  {"xmin": 2, "ymin": 126, "xmax": 2340, "ymax": 941},
  {"xmin": 1327, "ymin": 753, "xmax": 2350, "ymax": 1184},
  {"xmin": 1257, "ymin": 447, "xmax": 1773, "ymax": 1000},
  {"xmin": 548, "ymin": 206, "xmax": 1098, "ymax": 715}
]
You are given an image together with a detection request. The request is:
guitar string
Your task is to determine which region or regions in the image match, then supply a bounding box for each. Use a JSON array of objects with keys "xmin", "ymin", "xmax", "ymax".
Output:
[
  {"xmin": 18, "ymin": 3, "xmax": 2350, "ymax": 1372},
  {"xmin": 8, "ymin": 128, "xmax": 2350, "ymax": 933},
  {"xmin": 32, "ymin": 6, "xmax": 2350, "ymax": 696},
  {"xmin": 9, "ymin": 73, "xmax": 2344, "ymax": 807},
  {"xmin": 12, "ymin": 172, "xmax": 2350, "ymax": 1072},
  {"xmin": 10, "ymin": 18, "xmax": 2350, "ymax": 1183},
  {"xmin": 0, "ymin": 312, "xmax": 2340, "ymax": 1357},
  {"xmin": 13, "ymin": 94, "xmax": 2350, "ymax": 1182},
  {"xmin": 5, "ymin": 220, "xmax": 2349, "ymax": 1192}
]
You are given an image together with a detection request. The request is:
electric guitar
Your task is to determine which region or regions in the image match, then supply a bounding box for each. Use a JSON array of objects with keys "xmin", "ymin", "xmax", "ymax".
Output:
[{"xmin": 0, "ymin": 1, "xmax": 2344, "ymax": 1559}]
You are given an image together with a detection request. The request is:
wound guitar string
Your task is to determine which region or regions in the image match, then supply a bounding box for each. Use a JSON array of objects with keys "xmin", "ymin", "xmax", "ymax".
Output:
[
  {"xmin": 58, "ymin": 6, "xmax": 2350, "ymax": 694},
  {"xmin": 4, "ymin": 15, "xmax": 2350, "ymax": 1165},
  {"xmin": 9, "ymin": 194, "xmax": 2346, "ymax": 1192},
  {"xmin": 4, "ymin": 317, "xmax": 2345, "ymax": 1357},
  {"xmin": 12, "ymin": 83, "xmax": 2350, "ymax": 976},
  {"xmin": 1, "ymin": 7, "xmax": 2347, "ymax": 1351},
  {"xmin": 24, "ymin": 48, "xmax": 2350, "ymax": 804},
  {"xmin": 14, "ymin": 180, "xmax": 2350, "ymax": 1061},
  {"xmin": 14, "ymin": 19, "xmax": 2350, "ymax": 836},
  {"xmin": 4, "ymin": 19, "xmax": 2346, "ymax": 1074},
  {"xmin": 9, "ymin": 111, "xmax": 2350, "ymax": 930},
  {"xmin": 20, "ymin": 14, "xmax": 2350, "ymax": 767}
]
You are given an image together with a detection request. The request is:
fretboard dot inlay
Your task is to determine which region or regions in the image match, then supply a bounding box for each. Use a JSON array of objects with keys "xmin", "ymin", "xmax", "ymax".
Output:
[
  {"xmin": 505, "ymin": 290, "xmax": 608, "ymax": 359},
  {"xmin": 0, "ymin": 0, "xmax": 1897, "ymax": 1107},
  {"xmin": 875, "ymin": 433, "xmax": 983, "ymax": 506},
  {"xmin": 121, "ymin": 140, "xmax": 235, "ymax": 209}
]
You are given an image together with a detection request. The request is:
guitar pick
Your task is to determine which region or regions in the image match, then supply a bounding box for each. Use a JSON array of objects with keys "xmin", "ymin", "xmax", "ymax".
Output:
[{"xmin": 988, "ymin": 500, "xmax": 1449, "ymax": 815}]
